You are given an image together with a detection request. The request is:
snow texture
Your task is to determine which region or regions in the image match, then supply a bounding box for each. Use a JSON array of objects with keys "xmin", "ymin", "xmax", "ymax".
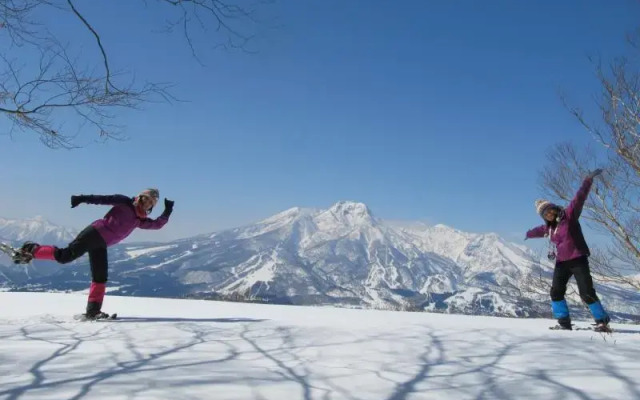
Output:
[{"xmin": 0, "ymin": 292, "xmax": 638, "ymax": 400}]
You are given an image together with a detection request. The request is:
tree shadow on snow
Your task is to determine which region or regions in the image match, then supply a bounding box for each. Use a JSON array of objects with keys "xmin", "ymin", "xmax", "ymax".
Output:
[
  {"xmin": 0, "ymin": 318, "xmax": 266, "ymax": 400},
  {"xmin": 114, "ymin": 316, "xmax": 268, "ymax": 324},
  {"xmin": 379, "ymin": 328, "xmax": 640, "ymax": 400},
  {"xmin": 2, "ymin": 318, "xmax": 640, "ymax": 400}
]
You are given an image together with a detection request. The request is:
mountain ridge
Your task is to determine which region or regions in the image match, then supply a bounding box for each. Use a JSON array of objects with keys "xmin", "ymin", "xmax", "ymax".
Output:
[{"xmin": 1, "ymin": 201, "xmax": 638, "ymax": 320}]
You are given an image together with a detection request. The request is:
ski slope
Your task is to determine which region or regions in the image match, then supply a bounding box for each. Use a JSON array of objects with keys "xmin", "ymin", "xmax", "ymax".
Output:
[{"xmin": 0, "ymin": 292, "xmax": 638, "ymax": 399}]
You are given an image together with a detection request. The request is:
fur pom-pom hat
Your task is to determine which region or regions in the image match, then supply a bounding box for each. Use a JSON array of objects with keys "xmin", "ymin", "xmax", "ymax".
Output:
[{"xmin": 535, "ymin": 199, "xmax": 558, "ymax": 218}]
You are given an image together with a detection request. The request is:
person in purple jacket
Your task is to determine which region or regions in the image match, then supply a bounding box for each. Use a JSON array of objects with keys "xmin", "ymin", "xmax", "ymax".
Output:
[
  {"xmin": 14, "ymin": 188, "xmax": 174, "ymax": 319},
  {"xmin": 526, "ymin": 169, "xmax": 611, "ymax": 332}
]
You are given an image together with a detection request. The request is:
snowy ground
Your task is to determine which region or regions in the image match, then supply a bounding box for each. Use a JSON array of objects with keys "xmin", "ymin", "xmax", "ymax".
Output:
[{"xmin": 0, "ymin": 292, "xmax": 639, "ymax": 400}]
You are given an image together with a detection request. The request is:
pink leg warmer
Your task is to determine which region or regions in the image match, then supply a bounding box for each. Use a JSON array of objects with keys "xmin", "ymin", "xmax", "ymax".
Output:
[{"xmin": 88, "ymin": 282, "xmax": 106, "ymax": 304}]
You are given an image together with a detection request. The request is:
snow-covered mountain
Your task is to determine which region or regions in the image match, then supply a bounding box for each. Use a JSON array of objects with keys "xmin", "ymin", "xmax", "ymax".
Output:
[
  {"xmin": 2, "ymin": 202, "xmax": 639, "ymax": 320},
  {"xmin": 0, "ymin": 216, "xmax": 77, "ymax": 246},
  {"xmin": 0, "ymin": 216, "xmax": 79, "ymax": 282}
]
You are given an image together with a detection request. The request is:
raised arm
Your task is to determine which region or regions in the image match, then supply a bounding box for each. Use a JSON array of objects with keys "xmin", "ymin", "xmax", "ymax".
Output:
[
  {"xmin": 565, "ymin": 169, "xmax": 602, "ymax": 220},
  {"xmin": 71, "ymin": 194, "xmax": 131, "ymax": 208}
]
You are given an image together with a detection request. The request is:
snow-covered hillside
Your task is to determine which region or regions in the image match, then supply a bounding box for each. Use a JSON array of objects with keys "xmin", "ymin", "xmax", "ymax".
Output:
[
  {"xmin": 0, "ymin": 292, "xmax": 638, "ymax": 400},
  {"xmin": 2, "ymin": 202, "xmax": 639, "ymax": 319}
]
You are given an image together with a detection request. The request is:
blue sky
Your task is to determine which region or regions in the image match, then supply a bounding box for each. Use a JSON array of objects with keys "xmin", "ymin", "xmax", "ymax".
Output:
[{"xmin": 1, "ymin": 0, "xmax": 639, "ymax": 246}]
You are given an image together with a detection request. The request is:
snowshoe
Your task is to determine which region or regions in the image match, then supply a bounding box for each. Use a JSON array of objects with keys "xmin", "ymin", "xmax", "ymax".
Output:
[
  {"xmin": 549, "ymin": 316, "xmax": 572, "ymax": 331},
  {"xmin": 593, "ymin": 322, "xmax": 613, "ymax": 333},
  {"xmin": 0, "ymin": 242, "xmax": 18, "ymax": 258},
  {"xmin": 74, "ymin": 312, "xmax": 117, "ymax": 321},
  {"xmin": 0, "ymin": 242, "xmax": 33, "ymax": 264},
  {"xmin": 550, "ymin": 322, "xmax": 613, "ymax": 333},
  {"xmin": 549, "ymin": 324, "xmax": 573, "ymax": 331}
]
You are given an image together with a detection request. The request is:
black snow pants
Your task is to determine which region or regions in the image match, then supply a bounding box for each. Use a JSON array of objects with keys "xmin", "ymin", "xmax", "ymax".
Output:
[
  {"xmin": 54, "ymin": 225, "xmax": 108, "ymax": 284},
  {"xmin": 550, "ymin": 256, "xmax": 599, "ymax": 305}
]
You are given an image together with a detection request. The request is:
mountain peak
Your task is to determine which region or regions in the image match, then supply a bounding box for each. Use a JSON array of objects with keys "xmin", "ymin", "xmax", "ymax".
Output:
[
  {"xmin": 261, "ymin": 206, "xmax": 316, "ymax": 224},
  {"xmin": 316, "ymin": 201, "xmax": 376, "ymax": 228},
  {"xmin": 328, "ymin": 201, "xmax": 372, "ymax": 217},
  {"xmin": 6, "ymin": 204, "xmax": 640, "ymax": 320}
]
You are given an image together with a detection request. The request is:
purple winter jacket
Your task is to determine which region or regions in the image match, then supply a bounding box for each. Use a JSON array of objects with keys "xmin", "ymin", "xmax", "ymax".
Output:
[
  {"xmin": 80, "ymin": 195, "xmax": 171, "ymax": 247},
  {"xmin": 526, "ymin": 177, "xmax": 593, "ymax": 262}
]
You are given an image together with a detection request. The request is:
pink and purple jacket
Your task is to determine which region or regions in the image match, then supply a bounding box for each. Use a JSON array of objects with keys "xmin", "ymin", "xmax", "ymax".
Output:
[
  {"xmin": 80, "ymin": 195, "xmax": 171, "ymax": 247},
  {"xmin": 525, "ymin": 177, "xmax": 593, "ymax": 262}
]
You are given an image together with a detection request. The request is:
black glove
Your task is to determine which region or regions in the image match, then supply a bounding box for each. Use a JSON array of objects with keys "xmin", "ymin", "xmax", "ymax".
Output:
[
  {"xmin": 162, "ymin": 198, "xmax": 174, "ymax": 216},
  {"xmin": 71, "ymin": 195, "xmax": 85, "ymax": 208},
  {"xmin": 587, "ymin": 168, "xmax": 603, "ymax": 180}
]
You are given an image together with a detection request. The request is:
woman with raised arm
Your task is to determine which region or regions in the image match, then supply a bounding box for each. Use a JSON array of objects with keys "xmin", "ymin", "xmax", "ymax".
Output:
[{"xmin": 526, "ymin": 169, "xmax": 611, "ymax": 332}]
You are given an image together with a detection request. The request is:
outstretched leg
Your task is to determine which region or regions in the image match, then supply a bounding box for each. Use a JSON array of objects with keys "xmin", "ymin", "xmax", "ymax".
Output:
[
  {"xmin": 19, "ymin": 225, "xmax": 109, "ymax": 318},
  {"xmin": 22, "ymin": 225, "xmax": 105, "ymax": 264}
]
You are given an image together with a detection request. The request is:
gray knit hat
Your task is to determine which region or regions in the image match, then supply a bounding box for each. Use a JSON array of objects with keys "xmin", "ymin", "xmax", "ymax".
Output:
[{"xmin": 535, "ymin": 199, "xmax": 558, "ymax": 218}]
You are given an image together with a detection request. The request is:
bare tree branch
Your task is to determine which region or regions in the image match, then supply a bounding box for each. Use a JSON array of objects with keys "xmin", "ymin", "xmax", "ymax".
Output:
[
  {"xmin": 1, "ymin": 0, "xmax": 271, "ymax": 147},
  {"xmin": 65, "ymin": 0, "xmax": 118, "ymax": 93},
  {"xmin": 540, "ymin": 28, "xmax": 640, "ymax": 289},
  {"xmin": 156, "ymin": 0, "xmax": 265, "ymax": 60},
  {"xmin": 539, "ymin": 142, "xmax": 640, "ymax": 289},
  {"xmin": 0, "ymin": 35, "xmax": 172, "ymax": 148}
]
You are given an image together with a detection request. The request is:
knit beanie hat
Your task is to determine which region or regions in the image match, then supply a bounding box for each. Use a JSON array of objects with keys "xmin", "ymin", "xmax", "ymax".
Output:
[{"xmin": 535, "ymin": 199, "xmax": 556, "ymax": 218}]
